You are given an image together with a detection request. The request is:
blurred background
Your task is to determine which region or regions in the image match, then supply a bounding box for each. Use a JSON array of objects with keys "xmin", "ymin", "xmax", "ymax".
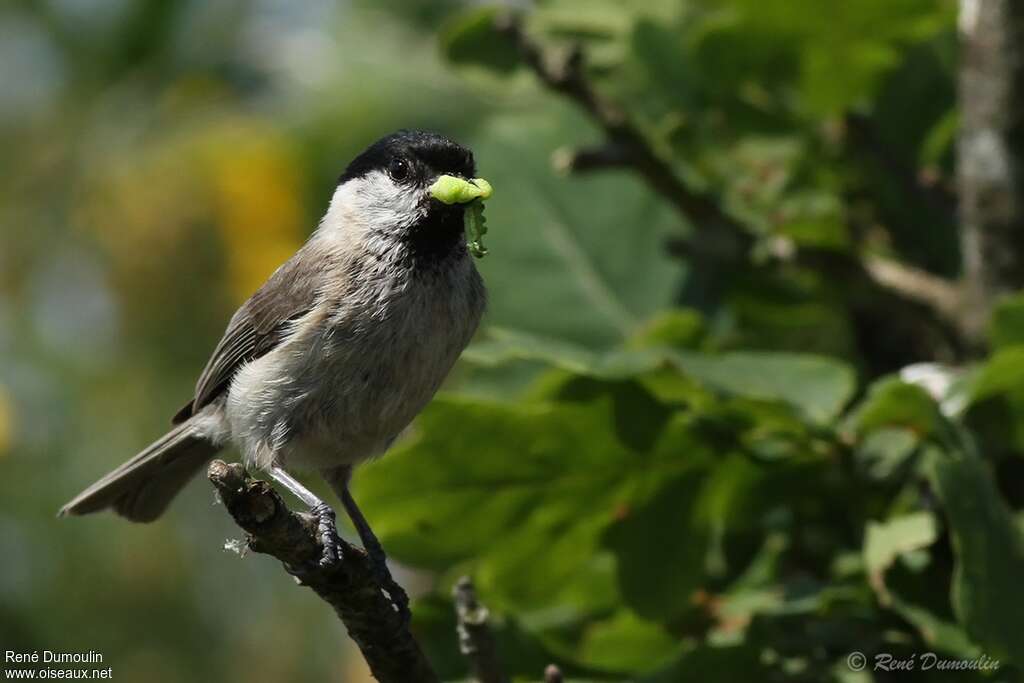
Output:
[{"xmin": 5, "ymin": 0, "xmax": 1024, "ymax": 681}]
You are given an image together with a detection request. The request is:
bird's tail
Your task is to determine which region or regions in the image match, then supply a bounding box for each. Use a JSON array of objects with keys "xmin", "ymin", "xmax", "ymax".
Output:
[{"xmin": 59, "ymin": 418, "xmax": 220, "ymax": 523}]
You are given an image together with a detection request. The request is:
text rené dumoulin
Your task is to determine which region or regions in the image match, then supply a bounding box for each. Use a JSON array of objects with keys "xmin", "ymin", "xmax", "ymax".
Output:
[{"xmin": 5, "ymin": 653, "xmax": 103, "ymax": 665}]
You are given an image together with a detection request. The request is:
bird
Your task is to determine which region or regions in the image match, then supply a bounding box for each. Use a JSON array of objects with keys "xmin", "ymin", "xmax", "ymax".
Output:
[{"xmin": 60, "ymin": 130, "xmax": 491, "ymax": 582}]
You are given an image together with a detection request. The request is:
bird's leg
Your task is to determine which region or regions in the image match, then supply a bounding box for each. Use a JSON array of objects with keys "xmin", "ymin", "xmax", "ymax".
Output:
[
  {"xmin": 324, "ymin": 466, "xmax": 410, "ymax": 621},
  {"xmin": 342, "ymin": 486, "xmax": 411, "ymax": 621},
  {"xmin": 340, "ymin": 486, "xmax": 386, "ymax": 568},
  {"xmin": 267, "ymin": 466, "xmax": 341, "ymax": 569}
]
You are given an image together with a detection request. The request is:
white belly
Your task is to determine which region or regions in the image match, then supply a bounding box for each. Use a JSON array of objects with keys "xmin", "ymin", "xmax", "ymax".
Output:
[{"xmin": 225, "ymin": 262, "xmax": 484, "ymax": 472}]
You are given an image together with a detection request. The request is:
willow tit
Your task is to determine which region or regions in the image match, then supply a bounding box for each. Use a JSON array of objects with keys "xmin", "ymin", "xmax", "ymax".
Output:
[{"xmin": 60, "ymin": 130, "xmax": 491, "ymax": 574}]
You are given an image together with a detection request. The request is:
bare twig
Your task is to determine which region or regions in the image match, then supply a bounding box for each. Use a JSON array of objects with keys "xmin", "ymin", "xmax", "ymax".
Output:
[
  {"xmin": 552, "ymin": 144, "xmax": 633, "ymax": 174},
  {"xmin": 208, "ymin": 460, "xmax": 438, "ymax": 683},
  {"xmin": 453, "ymin": 577, "xmax": 509, "ymax": 683},
  {"xmin": 862, "ymin": 255, "xmax": 965, "ymax": 327},
  {"xmin": 544, "ymin": 664, "xmax": 564, "ymax": 683}
]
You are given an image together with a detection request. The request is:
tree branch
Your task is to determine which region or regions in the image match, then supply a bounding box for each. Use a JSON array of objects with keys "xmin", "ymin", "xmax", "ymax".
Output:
[
  {"xmin": 207, "ymin": 460, "xmax": 439, "ymax": 683},
  {"xmin": 861, "ymin": 255, "xmax": 965, "ymax": 327},
  {"xmin": 958, "ymin": 0, "xmax": 1024, "ymax": 339},
  {"xmin": 498, "ymin": 12, "xmax": 975, "ymax": 353},
  {"xmin": 551, "ymin": 143, "xmax": 634, "ymax": 175},
  {"xmin": 453, "ymin": 577, "xmax": 509, "ymax": 683},
  {"xmin": 494, "ymin": 13, "xmax": 738, "ymax": 235}
]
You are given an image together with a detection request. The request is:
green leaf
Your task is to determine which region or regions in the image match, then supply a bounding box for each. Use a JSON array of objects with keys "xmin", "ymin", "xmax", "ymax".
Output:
[
  {"xmin": 552, "ymin": 377, "xmax": 674, "ymax": 452},
  {"xmin": 357, "ymin": 396, "xmax": 694, "ymax": 613},
  {"xmin": 962, "ymin": 347, "xmax": 1024, "ymax": 452},
  {"xmin": 529, "ymin": 0, "xmax": 676, "ymax": 46},
  {"xmin": 989, "ymin": 293, "xmax": 1024, "ymax": 350},
  {"xmin": 863, "ymin": 512, "xmax": 938, "ymax": 604},
  {"xmin": 602, "ymin": 470, "xmax": 712, "ymax": 621},
  {"xmin": 439, "ymin": 6, "xmax": 520, "ymax": 74},
  {"xmin": 467, "ymin": 328, "xmax": 856, "ymax": 423},
  {"xmin": 887, "ymin": 594, "xmax": 982, "ymax": 659},
  {"xmin": 720, "ymin": 0, "xmax": 951, "ymax": 115},
  {"xmin": 708, "ymin": 533, "xmax": 824, "ymax": 645},
  {"xmin": 968, "ymin": 346, "xmax": 1024, "ymax": 405},
  {"xmin": 919, "ymin": 109, "xmax": 959, "ymax": 167},
  {"xmin": 693, "ymin": 453, "xmax": 766, "ymax": 574},
  {"xmin": 357, "ymin": 396, "xmax": 620, "ymax": 558},
  {"xmin": 575, "ymin": 611, "xmax": 685, "ymax": 674},
  {"xmin": 626, "ymin": 309, "xmax": 707, "ymax": 351},
  {"xmin": 468, "ymin": 110, "xmax": 683, "ymax": 348},
  {"xmin": 926, "ymin": 445, "xmax": 1024, "ymax": 664},
  {"xmin": 464, "ymin": 327, "xmax": 665, "ymax": 379},
  {"xmin": 600, "ymin": 416, "xmax": 789, "ymax": 622},
  {"xmin": 642, "ymin": 644, "xmax": 769, "ymax": 683},
  {"xmin": 851, "ymin": 377, "xmax": 943, "ymax": 438},
  {"xmin": 899, "ymin": 363, "xmax": 972, "ymax": 418},
  {"xmin": 670, "ymin": 350, "xmax": 856, "ymax": 423},
  {"xmin": 722, "ymin": 270, "xmax": 858, "ymax": 359},
  {"xmin": 855, "ymin": 427, "xmax": 919, "ymax": 480}
]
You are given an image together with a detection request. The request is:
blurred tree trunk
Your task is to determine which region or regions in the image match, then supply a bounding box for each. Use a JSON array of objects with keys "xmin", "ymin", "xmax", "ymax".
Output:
[{"xmin": 958, "ymin": 0, "xmax": 1024, "ymax": 338}]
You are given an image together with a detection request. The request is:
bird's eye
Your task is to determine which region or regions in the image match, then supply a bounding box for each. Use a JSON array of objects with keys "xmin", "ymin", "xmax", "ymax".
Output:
[{"xmin": 388, "ymin": 158, "xmax": 410, "ymax": 181}]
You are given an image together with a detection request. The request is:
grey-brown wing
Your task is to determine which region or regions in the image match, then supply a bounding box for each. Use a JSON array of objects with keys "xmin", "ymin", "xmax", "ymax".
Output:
[{"xmin": 172, "ymin": 243, "xmax": 332, "ymax": 424}]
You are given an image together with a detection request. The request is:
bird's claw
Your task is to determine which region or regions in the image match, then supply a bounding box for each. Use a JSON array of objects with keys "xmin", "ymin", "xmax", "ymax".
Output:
[{"xmin": 311, "ymin": 502, "xmax": 341, "ymax": 569}]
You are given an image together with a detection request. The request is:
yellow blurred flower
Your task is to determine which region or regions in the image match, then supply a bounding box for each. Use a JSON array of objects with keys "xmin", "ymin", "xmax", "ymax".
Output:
[
  {"xmin": 200, "ymin": 124, "xmax": 305, "ymax": 303},
  {"xmin": 74, "ymin": 101, "xmax": 306, "ymax": 305}
]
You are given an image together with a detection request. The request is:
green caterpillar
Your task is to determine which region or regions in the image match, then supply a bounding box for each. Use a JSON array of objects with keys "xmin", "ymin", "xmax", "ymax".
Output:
[
  {"xmin": 465, "ymin": 200, "xmax": 489, "ymax": 258},
  {"xmin": 429, "ymin": 176, "xmax": 493, "ymax": 259}
]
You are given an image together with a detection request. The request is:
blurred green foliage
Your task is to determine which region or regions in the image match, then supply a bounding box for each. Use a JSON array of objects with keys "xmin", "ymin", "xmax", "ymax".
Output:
[{"xmin": 3, "ymin": 0, "xmax": 1024, "ymax": 681}]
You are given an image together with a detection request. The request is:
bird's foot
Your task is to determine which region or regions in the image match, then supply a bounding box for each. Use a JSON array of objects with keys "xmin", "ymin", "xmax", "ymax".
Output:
[{"xmin": 311, "ymin": 502, "xmax": 342, "ymax": 569}]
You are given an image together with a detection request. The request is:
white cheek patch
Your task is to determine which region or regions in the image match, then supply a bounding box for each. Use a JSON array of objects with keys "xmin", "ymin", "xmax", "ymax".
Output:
[{"xmin": 321, "ymin": 171, "xmax": 426, "ymax": 239}]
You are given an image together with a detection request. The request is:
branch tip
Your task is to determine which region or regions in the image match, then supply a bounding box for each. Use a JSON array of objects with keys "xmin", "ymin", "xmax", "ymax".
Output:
[
  {"xmin": 544, "ymin": 664, "xmax": 564, "ymax": 683},
  {"xmin": 453, "ymin": 577, "xmax": 509, "ymax": 683}
]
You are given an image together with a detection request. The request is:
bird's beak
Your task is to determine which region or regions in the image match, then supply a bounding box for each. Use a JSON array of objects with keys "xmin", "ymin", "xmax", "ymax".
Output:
[{"xmin": 429, "ymin": 175, "xmax": 493, "ymax": 204}]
